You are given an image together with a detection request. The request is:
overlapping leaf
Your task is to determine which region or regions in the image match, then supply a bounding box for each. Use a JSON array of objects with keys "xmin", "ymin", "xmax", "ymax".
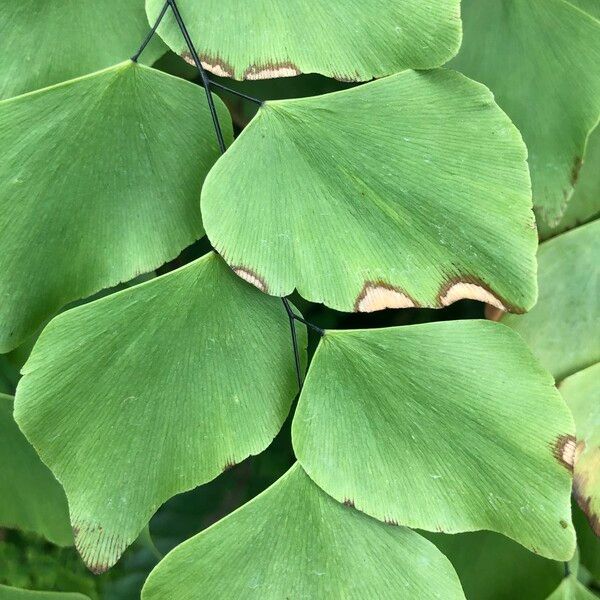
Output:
[
  {"xmin": 292, "ymin": 320, "xmax": 575, "ymax": 560},
  {"xmin": 560, "ymin": 364, "xmax": 600, "ymax": 535},
  {"xmin": 147, "ymin": 0, "xmax": 461, "ymax": 81},
  {"xmin": 449, "ymin": 0, "xmax": 600, "ymax": 227},
  {"xmin": 202, "ymin": 69, "xmax": 536, "ymax": 313},
  {"xmin": 14, "ymin": 252, "xmax": 305, "ymax": 573},
  {"xmin": 0, "ymin": 0, "xmax": 165, "ymax": 100},
  {"xmin": 0, "ymin": 586, "xmax": 90, "ymax": 600},
  {"xmin": 0, "ymin": 61, "xmax": 231, "ymax": 352},
  {"xmin": 141, "ymin": 464, "xmax": 465, "ymax": 599},
  {"xmin": 546, "ymin": 576, "xmax": 597, "ymax": 600},
  {"xmin": 501, "ymin": 220, "xmax": 600, "ymax": 381},
  {"xmin": 0, "ymin": 394, "xmax": 71, "ymax": 546}
]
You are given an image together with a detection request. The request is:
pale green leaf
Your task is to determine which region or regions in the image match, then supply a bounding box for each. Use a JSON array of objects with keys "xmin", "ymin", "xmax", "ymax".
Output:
[
  {"xmin": 0, "ymin": 394, "xmax": 71, "ymax": 546},
  {"xmin": 501, "ymin": 220, "xmax": 600, "ymax": 381},
  {"xmin": 538, "ymin": 126, "xmax": 600, "ymax": 241},
  {"xmin": 141, "ymin": 464, "xmax": 465, "ymax": 599},
  {"xmin": 449, "ymin": 0, "xmax": 600, "ymax": 227},
  {"xmin": 147, "ymin": 0, "xmax": 462, "ymax": 81},
  {"xmin": 560, "ymin": 364, "xmax": 600, "ymax": 536},
  {"xmin": 14, "ymin": 252, "xmax": 304, "ymax": 573},
  {"xmin": 0, "ymin": 0, "xmax": 166, "ymax": 100},
  {"xmin": 568, "ymin": 0, "xmax": 600, "ymax": 19},
  {"xmin": 546, "ymin": 576, "xmax": 597, "ymax": 600},
  {"xmin": 0, "ymin": 586, "xmax": 90, "ymax": 600},
  {"xmin": 293, "ymin": 320, "xmax": 575, "ymax": 560},
  {"xmin": 0, "ymin": 61, "xmax": 231, "ymax": 353},
  {"xmin": 202, "ymin": 69, "xmax": 536, "ymax": 313},
  {"xmin": 428, "ymin": 530, "xmax": 563, "ymax": 600}
]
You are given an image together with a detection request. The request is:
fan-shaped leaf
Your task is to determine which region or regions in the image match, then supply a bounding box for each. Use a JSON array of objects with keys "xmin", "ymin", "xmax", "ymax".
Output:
[
  {"xmin": 0, "ymin": 586, "xmax": 90, "ymax": 600},
  {"xmin": 147, "ymin": 0, "xmax": 462, "ymax": 81},
  {"xmin": 292, "ymin": 320, "xmax": 575, "ymax": 560},
  {"xmin": 546, "ymin": 576, "xmax": 597, "ymax": 600},
  {"xmin": 202, "ymin": 69, "xmax": 536, "ymax": 313},
  {"xmin": 14, "ymin": 252, "xmax": 304, "ymax": 573},
  {"xmin": 0, "ymin": 394, "xmax": 71, "ymax": 546},
  {"xmin": 560, "ymin": 364, "xmax": 600, "ymax": 536},
  {"xmin": 142, "ymin": 464, "xmax": 465, "ymax": 599},
  {"xmin": 501, "ymin": 220, "xmax": 600, "ymax": 381},
  {"xmin": 0, "ymin": 0, "xmax": 165, "ymax": 100},
  {"xmin": 449, "ymin": 0, "xmax": 600, "ymax": 227},
  {"xmin": 0, "ymin": 61, "xmax": 231, "ymax": 353}
]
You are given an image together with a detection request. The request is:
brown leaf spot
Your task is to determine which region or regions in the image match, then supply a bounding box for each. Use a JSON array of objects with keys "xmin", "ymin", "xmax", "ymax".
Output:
[
  {"xmin": 553, "ymin": 434, "xmax": 577, "ymax": 471},
  {"xmin": 343, "ymin": 498, "xmax": 355, "ymax": 508},
  {"xmin": 232, "ymin": 266, "xmax": 268, "ymax": 293},
  {"xmin": 438, "ymin": 276, "xmax": 519, "ymax": 313},
  {"xmin": 571, "ymin": 156, "xmax": 583, "ymax": 186},
  {"xmin": 484, "ymin": 303, "xmax": 505, "ymax": 321},
  {"xmin": 181, "ymin": 52, "xmax": 234, "ymax": 78},
  {"xmin": 354, "ymin": 282, "xmax": 417, "ymax": 312},
  {"xmin": 384, "ymin": 517, "xmax": 399, "ymax": 526},
  {"xmin": 559, "ymin": 519, "xmax": 568, "ymax": 529},
  {"xmin": 244, "ymin": 62, "xmax": 300, "ymax": 80},
  {"xmin": 222, "ymin": 460, "xmax": 236, "ymax": 472}
]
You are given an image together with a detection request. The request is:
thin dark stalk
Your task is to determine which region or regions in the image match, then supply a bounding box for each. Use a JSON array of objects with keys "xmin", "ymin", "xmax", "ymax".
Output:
[
  {"xmin": 282, "ymin": 298, "xmax": 303, "ymax": 388},
  {"xmin": 168, "ymin": 0, "xmax": 226, "ymax": 153},
  {"xmin": 291, "ymin": 313, "xmax": 325, "ymax": 336},
  {"xmin": 131, "ymin": 0, "xmax": 170, "ymax": 62},
  {"xmin": 208, "ymin": 80, "xmax": 263, "ymax": 106}
]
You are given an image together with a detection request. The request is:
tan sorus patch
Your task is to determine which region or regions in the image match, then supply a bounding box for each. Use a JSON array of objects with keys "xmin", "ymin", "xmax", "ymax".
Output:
[
  {"xmin": 573, "ymin": 450, "xmax": 600, "ymax": 535},
  {"xmin": 244, "ymin": 62, "xmax": 300, "ymax": 80},
  {"xmin": 553, "ymin": 434, "xmax": 577, "ymax": 471},
  {"xmin": 232, "ymin": 266, "xmax": 268, "ymax": 293},
  {"xmin": 180, "ymin": 52, "xmax": 234, "ymax": 78},
  {"xmin": 438, "ymin": 278, "xmax": 507, "ymax": 312},
  {"xmin": 354, "ymin": 282, "xmax": 417, "ymax": 313}
]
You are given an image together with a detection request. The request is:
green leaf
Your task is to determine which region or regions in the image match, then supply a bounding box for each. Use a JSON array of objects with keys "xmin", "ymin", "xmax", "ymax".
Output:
[
  {"xmin": 546, "ymin": 576, "xmax": 597, "ymax": 600},
  {"xmin": 292, "ymin": 320, "xmax": 575, "ymax": 560},
  {"xmin": 0, "ymin": 394, "xmax": 71, "ymax": 547},
  {"xmin": 568, "ymin": 0, "xmax": 600, "ymax": 19},
  {"xmin": 501, "ymin": 220, "xmax": 600, "ymax": 381},
  {"xmin": 449, "ymin": 0, "xmax": 600, "ymax": 227},
  {"xmin": 0, "ymin": 61, "xmax": 231, "ymax": 353},
  {"xmin": 0, "ymin": 586, "xmax": 90, "ymax": 600},
  {"xmin": 428, "ymin": 530, "xmax": 563, "ymax": 600},
  {"xmin": 0, "ymin": 0, "xmax": 165, "ymax": 100},
  {"xmin": 141, "ymin": 463, "xmax": 465, "ymax": 599},
  {"xmin": 574, "ymin": 503, "xmax": 600, "ymax": 581},
  {"xmin": 147, "ymin": 0, "xmax": 462, "ymax": 81},
  {"xmin": 538, "ymin": 127, "xmax": 600, "ymax": 241},
  {"xmin": 14, "ymin": 252, "xmax": 304, "ymax": 573},
  {"xmin": 560, "ymin": 364, "xmax": 600, "ymax": 536},
  {"xmin": 202, "ymin": 69, "xmax": 536, "ymax": 313}
]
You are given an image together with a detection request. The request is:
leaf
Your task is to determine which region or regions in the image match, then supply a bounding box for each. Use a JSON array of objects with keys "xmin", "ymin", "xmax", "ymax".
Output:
[
  {"xmin": 147, "ymin": 0, "xmax": 462, "ymax": 81},
  {"xmin": 568, "ymin": 0, "xmax": 600, "ymax": 19},
  {"xmin": 501, "ymin": 220, "xmax": 600, "ymax": 381},
  {"xmin": 428, "ymin": 530, "xmax": 563, "ymax": 600},
  {"xmin": 538, "ymin": 127, "xmax": 600, "ymax": 241},
  {"xmin": 0, "ymin": 61, "xmax": 231, "ymax": 353},
  {"xmin": 292, "ymin": 320, "xmax": 576, "ymax": 560},
  {"xmin": 574, "ymin": 503, "xmax": 600, "ymax": 581},
  {"xmin": 0, "ymin": 586, "xmax": 90, "ymax": 600},
  {"xmin": 0, "ymin": 0, "xmax": 165, "ymax": 100},
  {"xmin": 546, "ymin": 576, "xmax": 597, "ymax": 600},
  {"xmin": 449, "ymin": 0, "xmax": 600, "ymax": 227},
  {"xmin": 141, "ymin": 463, "xmax": 465, "ymax": 599},
  {"xmin": 14, "ymin": 252, "xmax": 305, "ymax": 573},
  {"xmin": 0, "ymin": 394, "xmax": 71, "ymax": 547},
  {"xmin": 560, "ymin": 364, "xmax": 600, "ymax": 536},
  {"xmin": 202, "ymin": 69, "xmax": 536, "ymax": 313}
]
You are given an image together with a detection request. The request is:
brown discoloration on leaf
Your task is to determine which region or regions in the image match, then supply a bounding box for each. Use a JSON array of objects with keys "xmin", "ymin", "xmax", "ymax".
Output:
[
  {"xmin": 484, "ymin": 303, "xmax": 505, "ymax": 321},
  {"xmin": 354, "ymin": 282, "xmax": 418, "ymax": 313},
  {"xmin": 384, "ymin": 517, "xmax": 399, "ymax": 526},
  {"xmin": 181, "ymin": 52, "xmax": 234, "ymax": 78},
  {"xmin": 553, "ymin": 434, "xmax": 577, "ymax": 471},
  {"xmin": 571, "ymin": 156, "xmax": 583, "ymax": 186},
  {"xmin": 244, "ymin": 62, "xmax": 300, "ymax": 80},
  {"xmin": 559, "ymin": 519, "xmax": 568, "ymax": 529},
  {"xmin": 438, "ymin": 276, "xmax": 519, "ymax": 313},
  {"xmin": 222, "ymin": 460, "xmax": 236, "ymax": 472},
  {"xmin": 573, "ymin": 446, "xmax": 600, "ymax": 535},
  {"xmin": 343, "ymin": 498, "xmax": 355, "ymax": 508},
  {"xmin": 232, "ymin": 266, "xmax": 268, "ymax": 293}
]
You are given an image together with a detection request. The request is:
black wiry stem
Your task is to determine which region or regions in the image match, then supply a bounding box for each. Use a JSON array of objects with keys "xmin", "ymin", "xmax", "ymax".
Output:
[
  {"xmin": 282, "ymin": 298, "xmax": 303, "ymax": 389},
  {"xmin": 168, "ymin": 0, "xmax": 226, "ymax": 153},
  {"xmin": 208, "ymin": 80, "xmax": 263, "ymax": 106},
  {"xmin": 292, "ymin": 313, "xmax": 325, "ymax": 336},
  {"xmin": 132, "ymin": 0, "xmax": 170, "ymax": 62}
]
